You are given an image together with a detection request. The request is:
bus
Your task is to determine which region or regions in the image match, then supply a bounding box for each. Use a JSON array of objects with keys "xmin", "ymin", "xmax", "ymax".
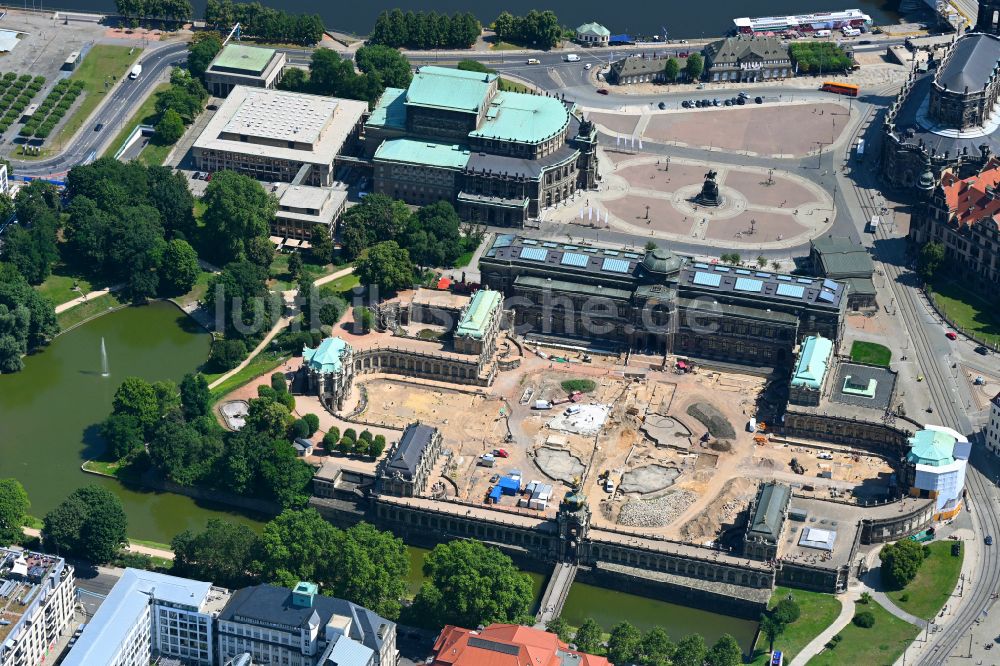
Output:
[{"xmin": 820, "ymin": 81, "xmax": 860, "ymax": 97}]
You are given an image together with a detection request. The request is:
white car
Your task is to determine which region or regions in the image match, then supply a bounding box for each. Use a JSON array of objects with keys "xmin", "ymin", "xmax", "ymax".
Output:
[{"xmin": 584, "ymin": 63, "xmax": 592, "ymax": 70}]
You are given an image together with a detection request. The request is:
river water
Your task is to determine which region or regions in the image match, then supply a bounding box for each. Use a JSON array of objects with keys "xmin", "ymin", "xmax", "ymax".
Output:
[
  {"xmin": 57, "ymin": 0, "xmax": 901, "ymax": 39},
  {"xmin": 0, "ymin": 302, "xmax": 264, "ymax": 543}
]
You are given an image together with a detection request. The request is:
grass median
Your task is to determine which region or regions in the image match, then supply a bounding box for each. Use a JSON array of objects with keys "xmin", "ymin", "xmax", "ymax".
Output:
[
  {"xmin": 54, "ymin": 45, "xmax": 142, "ymax": 149},
  {"xmin": 886, "ymin": 540, "xmax": 964, "ymax": 621}
]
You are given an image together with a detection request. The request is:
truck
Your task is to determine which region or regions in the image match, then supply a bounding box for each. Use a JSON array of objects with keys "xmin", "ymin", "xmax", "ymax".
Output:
[
  {"xmin": 533, "ymin": 400, "xmax": 552, "ymax": 410},
  {"xmin": 868, "ymin": 215, "xmax": 880, "ymax": 233},
  {"xmin": 129, "ymin": 63, "xmax": 142, "ymax": 80},
  {"xmin": 564, "ymin": 53, "xmax": 580, "ymax": 62},
  {"xmin": 842, "ymin": 27, "xmax": 861, "ymax": 37}
]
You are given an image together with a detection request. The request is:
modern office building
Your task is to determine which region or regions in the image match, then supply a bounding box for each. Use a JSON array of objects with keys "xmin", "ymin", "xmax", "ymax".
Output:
[
  {"xmin": 988, "ymin": 392, "xmax": 1000, "ymax": 455},
  {"xmin": 703, "ymin": 35, "xmax": 792, "ymax": 83},
  {"xmin": 376, "ymin": 423, "xmax": 443, "ymax": 497},
  {"xmin": 271, "ymin": 183, "xmax": 348, "ymax": 243},
  {"xmin": 909, "ymin": 158, "xmax": 1000, "ymax": 295},
  {"xmin": 216, "ymin": 582, "xmax": 396, "ymax": 666},
  {"xmin": 900, "ymin": 425, "xmax": 970, "ymax": 520},
  {"xmin": 478, "ymin": 235, "xmax": 846, "ymax": 365},
  {"xmin": 430, "ymin": 623, "xmax": 611, "ymax": 666},
  {"xmin": 64, "ymin": 568, "xmax": 229, "ymax": 666},
  {"xmin": 0, "ymin": 548, "xmax": 75, "ymax": 666},
  {"xmin": 882, "ymin": 4, "xmax": 1000, "ymax": 191},
  {"xmin": 203, "ymin": 43, "xmax": 287, "ymax": 98},
  {"xmin": 365, "ymin": 66, "xmax": 598, "ymax": 224},
  {"xmin": 193, "ymin": 86, "xmax": 367, "ymax": 187}
]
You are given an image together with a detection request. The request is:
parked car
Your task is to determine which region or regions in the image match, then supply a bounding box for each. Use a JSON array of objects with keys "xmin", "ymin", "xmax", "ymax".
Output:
[
  {"xmin": 737, "ymin": 97, "xmax": 746, "ymax": 105},
  {"xmin": 191, "ymin": 171, "xmax": 201, "ymax": 179},
  {"xmin": 738, "ymin": 91, "xmax": 749, "ymax": 98},
  {"xmin": 755, "ymin": 96, "xmax": 764, "ymax": 104},
  {"xmin": 681, "ymin": 100, "xmax": 691, "ymax": 108},
  {"xmin": 658, "ymin": 101, "xmax": 666, "ymax": 109},
  {"xmin": 975, "ymin": 345, "xmax": 990, "ymax": 355},
  {"xmin": 945, "ymin": 331, "xmax": 958, "ymax": 340},
  {"xmin": 596, "ymin": 88, "xmax": 609, "ymax": 95},
  {"xmin": 584, "ymin": 63, "xmax": 592, "ymax": 70},
  {"xmin": 712, "ymin": 98, "xmax": 720, "ymax": 106},
  {"xmin": 724, "ymin": 99, "xmax": 733, "ymax": 106},
  {"xmin": 987, "ymin": 535, "xmax": 994, "ymax": 546},
  {"xmin": 494, "ymin": 448, "xmax": 509, "ymax": 458}
]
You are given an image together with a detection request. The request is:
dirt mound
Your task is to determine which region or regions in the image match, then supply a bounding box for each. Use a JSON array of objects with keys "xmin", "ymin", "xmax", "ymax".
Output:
[
  {"xmin": 710, "ymin": 439, "xmax": 733, "ymax": 452},
  {"xmin": 686, "ymin": 402, "xmax": 735, "ymax": 439},
  {"xmin": 618, "ymin": 490, "xmax": 697, "ymax": 528}
]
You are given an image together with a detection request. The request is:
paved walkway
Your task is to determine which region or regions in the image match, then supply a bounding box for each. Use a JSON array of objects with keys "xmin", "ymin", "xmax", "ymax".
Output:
[
  {"xmin": 790, "ymin": 590, "xmax": 857, "ymax": 666},
  {"xmin": 207, "ymin": 266, "xmax": 355, "ymax": 391},
  {"xmin": 22, "ymin": 527, "xmax": 175, "ymax": 561},
  {"xmin": 53, "ymin": 284, "xmax": 122, "ymax": 314}
]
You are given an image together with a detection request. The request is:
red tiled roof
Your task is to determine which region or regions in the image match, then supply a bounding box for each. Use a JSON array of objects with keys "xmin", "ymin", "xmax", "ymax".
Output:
[
  {"xmin": 430, "ymin": 624, "xmax": 613, "ymax": 666},
  {"xmin": 941, "ymin": 160, "xmax": 1000, "ymax": 231}
]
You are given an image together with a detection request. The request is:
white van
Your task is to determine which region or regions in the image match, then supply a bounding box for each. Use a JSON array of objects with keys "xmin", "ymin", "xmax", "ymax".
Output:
[
  {"xmin": 564, "ymin": 53, "xmax": 580, "ymax": 62},
  {"xmin": 527, "ymin": 58, "xmax": 541, "ymax": 65},
  {"xmin": 814, "ymin": 30, "xmax": 831, "ymax": 38}
]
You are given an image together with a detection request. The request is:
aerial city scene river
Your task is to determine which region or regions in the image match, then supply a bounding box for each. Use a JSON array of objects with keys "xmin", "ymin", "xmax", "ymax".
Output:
[{"xmin": 0, "ymin": 0, "xmax": 997, "ymax": 664}]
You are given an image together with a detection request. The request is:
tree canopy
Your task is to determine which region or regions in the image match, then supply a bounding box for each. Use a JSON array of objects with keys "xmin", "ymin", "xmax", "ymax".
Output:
[
  {"xmin": 917, "ymin": 241, "xmax": 945, "ymax": 282},
  {"xmin": 0, "ymin": 262, "xmax": 58, "ymax": 373},
  {"xmin": 0, "ymin": 478, "xmax": 29, "ymax": 545},
  {"xmin": 204, "ymin": 0, "xmax": 324, "ymax": 45},
  {"xmin": 685, "ymin": 53, "xmax": 704, "ymax": 80},
  {"xmin": 354, "ymin": 241, "xmax": 416, "ymax": 296},
  {"xmin": 355, "ymin": 45, "xmax": 413, "ymax": 89},
  {"xmin": 171, "ymin": 518, "xmax": 261, "ymax": 589},
  {"xmin": 205, "ymin": 260, "xmax": 278, "ymax": 341},
  {"xmin": 201, "ymin": 170, "xmax": 277, "ymax": 266},
  {"xmin": 493, "ymin": 10, "xmax": 562, "ymax": 48},
  {"xmin": 880, "ymin": 538, "xmax": 927, "ymax": 589},
  {"xmin": 188, "ymin": 33, "xmax": 223, "ymax": 81},
  {"xmin": 43, "ymin": 485, "xmax": 127, "ymax": 563},
  {"xmin": 369, "ymin": 10, "xmax": 481, "ymax": 50},
  {"xmin": 411, "ymin": 539, "xmax": 534, "ymax": 628},
  {"xmin": 789, "ymin": 42, "xmax": 854, "ymax": 74}
]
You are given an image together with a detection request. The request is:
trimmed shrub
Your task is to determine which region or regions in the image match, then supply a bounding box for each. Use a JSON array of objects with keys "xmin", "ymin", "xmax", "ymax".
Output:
[
  {"xmin": 17, "ymin": 74, "xmax": 30, "ymax": 83},
  {"xmin": 852, "ymin": 611, "xmax": 875, "ymax": 628},
  {"xmin": 303, "ymin": 413, "xmax": 319, "ymax": 436},
  {"xmin": 289, "ymin": 418, "xmax": 310, "ymax": 440},
  {"xmin": 321, "ymin": 429, "xmax": 339, "ymax": 450}
]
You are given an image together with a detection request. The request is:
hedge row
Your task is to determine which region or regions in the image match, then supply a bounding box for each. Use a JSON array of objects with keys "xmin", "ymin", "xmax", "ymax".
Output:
[{"xmin": 21, "ymin": 79, "xmax": 84, "ymax": 139}]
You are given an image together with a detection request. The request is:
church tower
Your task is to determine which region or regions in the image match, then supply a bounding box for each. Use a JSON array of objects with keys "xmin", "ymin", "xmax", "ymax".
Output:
[{"xmin": 976, "ymin": 0, "xmax": 1000, "ymax": 34}]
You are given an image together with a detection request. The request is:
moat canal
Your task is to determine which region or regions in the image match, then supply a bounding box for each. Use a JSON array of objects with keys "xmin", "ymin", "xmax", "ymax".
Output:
[{"xmin": 0, "ymin": 303, "xmax": 757, "ymax": 647}]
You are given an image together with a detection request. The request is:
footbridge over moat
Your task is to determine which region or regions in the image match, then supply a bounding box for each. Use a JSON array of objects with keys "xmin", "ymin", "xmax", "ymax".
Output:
[{"xmin": 535, "ymin": 562, "xmax": 578, "ymax": 627}]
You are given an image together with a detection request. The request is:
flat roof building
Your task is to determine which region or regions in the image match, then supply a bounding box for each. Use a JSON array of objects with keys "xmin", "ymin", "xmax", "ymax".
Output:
[
  {"xmin": 193, "ymin": 86, "xmax": 367, "ymax": 187},
  {"xmin": 0, "ymin": 548, "xmax": 75, "ymax": 666},
  {"xmin": 204, "ymin": 43, "xmax": 286, "ymax": 97},
  {"xmin": 216, "ymin": 582, "xmax": 396, "ymax": 666},
  {"xmin": 272, "ymin": 182, "xmax": 348, "ymax": 243},
  {"xmin": 64, "ymin": 568, "xmax": 230, "ymax": 666}
]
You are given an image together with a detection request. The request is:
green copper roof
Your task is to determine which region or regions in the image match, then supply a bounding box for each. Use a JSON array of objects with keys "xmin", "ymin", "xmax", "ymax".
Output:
[
  {"xmin": 791, "ymin": 335, "xmax": 833, "ymax": 390},
  {"xmin": 469, "ymin": 91, "xmax": 570, "ymax": 145},
  {"xmin": 456, "ymin": 290, "xmax": 502, "ymax": 339},
  {"xmin": 211, "ymin": 44, "xmax": 276, "ymax": 75},
  {"xmin": 405, "ymin": 66, "xmax": 496, "ymax": 114},
  {"xmin": 577, "ymin": 22, "xmax": 610, "ymax": 37},
  {"xmin": 373, "ymin": 138, "xmax": 471, "ymax": 169},
  {"xmin": 303, "ymin": 337, "xmax": 350, "ymax": 374},
  {"xmin": 367, "ymin": 87, "xmax": 406, "ymax": 130},
  {"xmin": 907, "ymin": 429, "xmax": 957, "ymax": 467}
]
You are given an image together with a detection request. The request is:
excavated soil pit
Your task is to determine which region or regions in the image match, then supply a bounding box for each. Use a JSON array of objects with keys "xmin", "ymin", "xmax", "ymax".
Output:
[
  {"xmin": 534, "ymin": 446, "xmax": 586, "ymax": 483},
  {"xmin": 620, "ymin": 464, "xmax": 681, "ymax": 495}
]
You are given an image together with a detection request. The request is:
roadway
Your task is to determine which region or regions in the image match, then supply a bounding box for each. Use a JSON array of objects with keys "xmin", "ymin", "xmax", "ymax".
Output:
[
  {"xmin": 837, "ymin": 97, "xmax": 1000, "ymax": 665},
  {"xmin": 7, "ymin": 41, "xmax": 189, "ymax": 178}
]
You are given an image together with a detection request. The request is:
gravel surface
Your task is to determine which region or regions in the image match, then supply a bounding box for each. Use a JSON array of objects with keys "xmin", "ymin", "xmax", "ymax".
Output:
[{"xmin": 617, "ymin": 490, "xmax": 698, "ymax": 528}]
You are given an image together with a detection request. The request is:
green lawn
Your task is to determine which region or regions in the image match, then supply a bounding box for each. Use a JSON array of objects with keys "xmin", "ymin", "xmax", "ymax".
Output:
[
  {"xmin": 56, "ymin": 292, "xmax": 123, "ymax": 331},
  {"xmin": 320, "ymin": 272, "xmax": 360, "ymax": 297},
  {"xmin": 750, "ymin": 587, "xmax": 842, "ymax": 665},
  {"xmin": 886, "ymin": 541, "xmax": 963, "ymax": 620},
  {"xmin": 850, "ymin": 341, "xmax": 892, "ymax": 367},
  {"xmin": 103, "ymin": 81, "xmax": 169, "ymax": 158},
  {"xmin": 452, "ymin": 250, "xmax": 475, "ymax": 268},
  {"xmin": 267, "ymin": 254, "xmax": 347, "ymax": 292},
  {"xmin": 82, "ymin": 459, "xmax": 122, "ymax": 476},
  {"xmin": 171, "ymin": 270, "xmax": 215, "ymax": 309},
  {"xmin": 807, "ymin": 601, "xmax": 919, "ymax": 666},
  {"xmin": 35, "ymin": 270, "xmax": 94, "ymax": 306},
  {"xmin": 929, "ymin": 278, "xmax": 1000, "ymax": 346},
  {"xmin": 208, "ymin": 349, "xmax": 290, "ymax": 402},
  {"xmin": 55, "ymin": 45, "xmax": 142, "ymax": 148},
  {"xmin": 499, "ymin": 77, "xmax": 532, "ymax": 93},
  {"xmin": 129, "ymin": 537, "xmax": 173, "ymax": 552},
  {"xmin": 137, "ymin": 139, "xmax": 173, "ymax": 166}
]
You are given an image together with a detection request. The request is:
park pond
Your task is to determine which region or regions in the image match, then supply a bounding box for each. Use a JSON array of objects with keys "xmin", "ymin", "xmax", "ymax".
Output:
[{"xmin": 0, "ymin": 302, "xmax": 265, "ymax": 542}]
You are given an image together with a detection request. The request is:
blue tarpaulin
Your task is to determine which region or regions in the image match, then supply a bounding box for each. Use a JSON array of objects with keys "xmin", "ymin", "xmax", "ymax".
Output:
[
  {"xmin": 609, "ymin": 34, "xmax": 633, "ymax": 44},
  {"xmin": 498, "ymin": 476, "xmax": 520, "ymax": 495},
  {"xmin": 488, "ymin": 486, "xmax": 502, "ymax": 502}
]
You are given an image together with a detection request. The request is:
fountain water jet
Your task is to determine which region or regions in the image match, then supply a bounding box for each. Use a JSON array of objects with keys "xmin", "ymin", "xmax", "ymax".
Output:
[{"xmin": 100, "ymin": 337, "xmax": 109, "ymax": 377}]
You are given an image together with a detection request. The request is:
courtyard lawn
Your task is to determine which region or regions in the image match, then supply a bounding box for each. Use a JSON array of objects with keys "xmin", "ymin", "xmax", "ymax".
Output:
[
  {"xmin": 750, "ymin": 587, "xmax": 842, "ymax": 665},
  {"xmin": 56, "ymin": 292, "xmax": 123, "ymax": 331},
  {"xmin": 806, "ymin": 600, "xmax": 919, "ymax": 666},
  {"xmin": 319, "ymin": 272, "xmax": 360, "ymax": 297},
  {"xmin": 499, "ymin": 77, "xmax": 532, "ymax": 93},
  {"xmin": 268, "ymin": 254, "xmax": 347, "ymax": 292},
  {"xmin": 102, "ymin": 82, "xmax": 170, "ymax": 158},
  {"xmin": 886, "ymin": 540, "xmax": 964, "ymax": 620},
  {"xmin": 35, "ymin": 270, "xmax": 94, "ymax": 306},
  {"xmin": 928, "ymin": 278, "xmax": 1000, "ymax": 347},
  {"xmin": 137, "ymin": 140, "xmax": 173, "ymax": 166},
  {"xmin": 55, "ymin": 45, "xmax": 142, "ymax": 147},
  {"xmin": 850, "ymin": 341, "xmax": 892, "ymax": 367}
]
